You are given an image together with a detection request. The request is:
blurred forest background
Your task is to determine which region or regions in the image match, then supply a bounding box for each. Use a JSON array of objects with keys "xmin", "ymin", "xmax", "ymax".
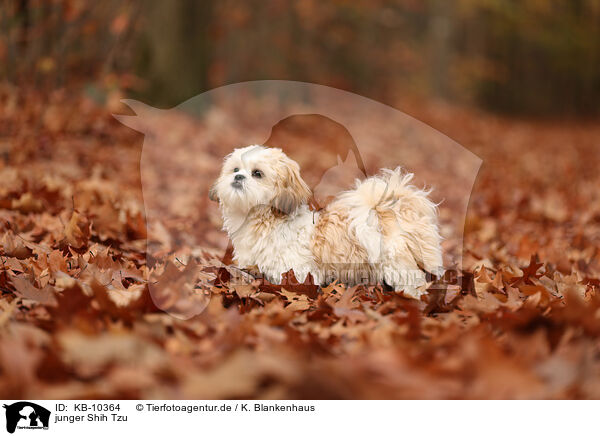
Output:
[{"xmin": 1, "ymin": 0, "xmax": 599, "ymax": 115}]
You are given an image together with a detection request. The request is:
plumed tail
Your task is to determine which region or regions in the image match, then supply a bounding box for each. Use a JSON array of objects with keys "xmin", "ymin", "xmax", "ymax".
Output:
[{"xmin": 333, "ymin": 167, "xmax": 444, "ymax": 275}]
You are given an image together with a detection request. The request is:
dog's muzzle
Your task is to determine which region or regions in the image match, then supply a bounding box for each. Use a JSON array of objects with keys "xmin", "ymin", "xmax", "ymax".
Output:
[{"xmin": 231, "ymin": 174, "xmax": 245, "ymax": 189}]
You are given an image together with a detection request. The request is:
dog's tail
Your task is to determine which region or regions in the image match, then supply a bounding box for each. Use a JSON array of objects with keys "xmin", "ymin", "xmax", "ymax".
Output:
[{"xmin": 334, "ymin": 167, "xmax": 444, "ymax": 275}]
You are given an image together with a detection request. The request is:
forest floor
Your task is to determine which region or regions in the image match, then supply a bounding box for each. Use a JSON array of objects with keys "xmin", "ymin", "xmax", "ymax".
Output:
[{"xmin": 1, "ymin": 83, "xmax": 599, "ymax": 399}]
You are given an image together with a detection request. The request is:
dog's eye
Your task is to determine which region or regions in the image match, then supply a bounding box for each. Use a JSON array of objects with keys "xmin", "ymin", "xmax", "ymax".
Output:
[
  {"xmin": 233, "ymin": 168, "xmax": 239, "ymax": 173},
  {"xmin": 252, "ymin": 169, "xmax": 263, "ymax": 178}
]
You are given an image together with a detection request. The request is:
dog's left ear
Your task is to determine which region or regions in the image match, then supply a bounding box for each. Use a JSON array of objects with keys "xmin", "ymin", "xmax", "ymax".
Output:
[
  {"xmin": 273, "ymin": 159, "xmax": 311, "ymax": 214},
  {"xmin": 208, "ymin": 182, "xmax": 219, "ymax": 202}
]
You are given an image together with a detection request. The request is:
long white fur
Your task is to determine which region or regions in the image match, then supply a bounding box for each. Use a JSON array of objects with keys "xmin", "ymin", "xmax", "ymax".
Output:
[{"xmin": 211, "ymin": 145, "xmax": 444, "ymax": 299}]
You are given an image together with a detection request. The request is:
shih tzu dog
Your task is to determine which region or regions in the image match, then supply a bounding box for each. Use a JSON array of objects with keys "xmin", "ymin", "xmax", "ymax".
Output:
[{"xmin": 209, "ymin": 145, "xmax": 443, "ymax": 299}]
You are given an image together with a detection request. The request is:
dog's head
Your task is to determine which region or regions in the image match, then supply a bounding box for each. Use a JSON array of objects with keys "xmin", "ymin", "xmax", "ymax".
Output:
[{"xmin": 210, "ymin": 145, "xmax": 311, "ymax": 215}]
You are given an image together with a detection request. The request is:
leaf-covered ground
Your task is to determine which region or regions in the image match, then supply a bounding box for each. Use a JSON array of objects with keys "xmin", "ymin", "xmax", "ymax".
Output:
[{"xmin": 1, "ymin": 85, "xmax": 599, "ymax": 399}]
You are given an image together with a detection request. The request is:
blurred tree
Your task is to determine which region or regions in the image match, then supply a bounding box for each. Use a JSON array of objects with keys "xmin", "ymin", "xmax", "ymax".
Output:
[
  {"xmin": 455, "ymin": 0, "xmax": 600, "ymax": 115},
  {"xmin": 135, "ymin": 0, "xmax": 213, "ymax": 107},
  {"xmin": 428, "ymin": 0, "xmax": 454, "ymax": 98}
]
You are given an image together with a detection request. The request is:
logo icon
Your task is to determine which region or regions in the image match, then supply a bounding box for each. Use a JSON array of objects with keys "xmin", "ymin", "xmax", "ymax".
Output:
[{"xmin": 3, "ymin": 402, "xmax": 50, "ymax": 433}]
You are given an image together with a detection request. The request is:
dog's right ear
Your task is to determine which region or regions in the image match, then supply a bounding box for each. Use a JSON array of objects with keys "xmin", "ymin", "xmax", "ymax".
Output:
[
  {"xmin": 271, "ymin": 157, "xmax": 311, "ymax": 214},
  {"xmin": 208, "ymin": 183, "xmax": 219, "ymax": 202}
]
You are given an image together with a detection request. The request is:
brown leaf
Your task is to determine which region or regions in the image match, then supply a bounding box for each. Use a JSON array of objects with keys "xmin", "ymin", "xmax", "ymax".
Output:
[
  {"xmin": 64, "ymin": 210, "xmax": 91, "ymax": 248},
  {"xmin": 10, "ymin": 274, "xmax": 57, "ymax": 305}
]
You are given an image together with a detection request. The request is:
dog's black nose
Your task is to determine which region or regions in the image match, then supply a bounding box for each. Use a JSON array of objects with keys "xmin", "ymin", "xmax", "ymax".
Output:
[{"xmin": 234, "ymin": 174, "xmax": 245, "ymax": 181}]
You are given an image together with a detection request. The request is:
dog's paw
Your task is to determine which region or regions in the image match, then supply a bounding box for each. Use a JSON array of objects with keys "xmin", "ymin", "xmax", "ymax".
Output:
[{"xmin": 399, "ymin": 284, "xmax": 428, "ymax": 300}]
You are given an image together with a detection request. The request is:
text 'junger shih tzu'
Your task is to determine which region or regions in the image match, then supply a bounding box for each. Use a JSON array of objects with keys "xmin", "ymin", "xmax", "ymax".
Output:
[{"xmin": 209, "ymin": 145, "xmax": 443, "ymax": 299}]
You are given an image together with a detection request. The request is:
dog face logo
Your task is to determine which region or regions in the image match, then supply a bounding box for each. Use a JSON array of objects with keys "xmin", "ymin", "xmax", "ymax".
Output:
[{"xmin": 3, "ymin": 402, "xmax": 50, "ymax": 433}]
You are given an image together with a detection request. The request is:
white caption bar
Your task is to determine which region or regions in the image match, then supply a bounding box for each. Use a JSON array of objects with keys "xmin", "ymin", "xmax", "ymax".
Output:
[{"xmin": 0, "ymin": 400, "xmax": 596, "ymax": 436}]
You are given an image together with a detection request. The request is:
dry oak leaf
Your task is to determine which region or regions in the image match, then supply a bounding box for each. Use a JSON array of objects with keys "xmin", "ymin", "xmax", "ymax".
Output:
[
  {"xmin": 57, "ymin": 330, "xmax": 168, "ymax": 379},
  {"xmin": 232, "ymin": 282, "xmax": 260, "ymax": 299},
  {"xmin": 149, "ymin": 260, "xmax": 211, "ymax": 319},
  {"xmin": 280, "ymin": 288, "xmax": 311, "ymax": 311},
  {"xmin": 1, "ymin": 231, "xmax": 33, "ymax": 259},
  {"xmin": 332, "ymin": 286, "xmax": 367, "ymax": 323},
  {"xmin": 11, "ymin": 192, "xmax": 43, "ymax": 213},
  {"xmin": 64, "ymin": 210, "xmax": 91, "ymax": 248},
  {"xmin": 10, "ymin": 274, "xmax": 57, "ymax": 305}
]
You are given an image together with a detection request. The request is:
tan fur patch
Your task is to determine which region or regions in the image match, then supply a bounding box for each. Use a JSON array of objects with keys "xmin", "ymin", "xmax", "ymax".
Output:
[
  {"xmin": 311, "ymin": 205, "xmax": 374, "ymax": 285},
  {"xmin": 377, "ymin": 209, "xmax": 397, "ymax": 238}
]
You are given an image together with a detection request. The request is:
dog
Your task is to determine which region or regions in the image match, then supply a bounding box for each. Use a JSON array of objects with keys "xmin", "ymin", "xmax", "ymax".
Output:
[{"xmin": 209, "ymin": 145, "xmax": 443, "ymax": 299}]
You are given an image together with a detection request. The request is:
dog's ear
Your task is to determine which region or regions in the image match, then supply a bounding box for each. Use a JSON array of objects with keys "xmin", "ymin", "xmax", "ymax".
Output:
[
  {"xmin": 272, "ymin": 159, "xmax": 311, "ymax": 214},
  {"xmin": 208, "ymin": 182, "xmax": 219, "ymax": 202}
]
